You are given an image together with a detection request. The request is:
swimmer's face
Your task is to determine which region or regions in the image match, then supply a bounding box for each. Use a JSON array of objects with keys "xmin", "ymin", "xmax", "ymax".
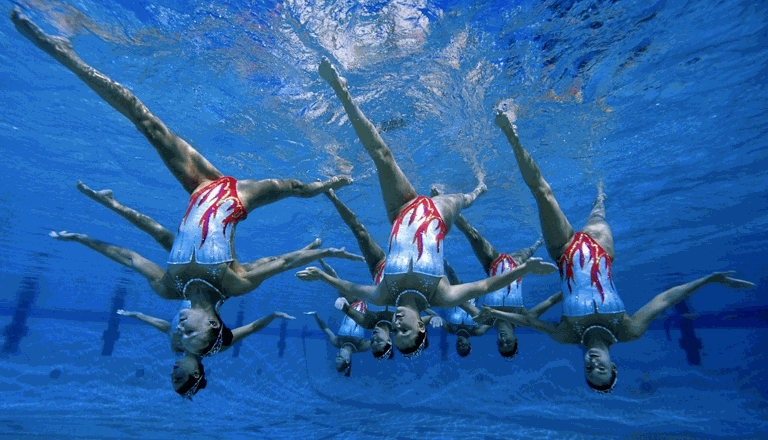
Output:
[
  {"xmin": 584, "ymin": 347, "xmax": 616, "ymax": 387},
  {"xmin": 171, "ymin": 356, "xmax": 200, "ymax": 393},
  {"xmin": 497, "ymin": 326, "xmax": 518, "ymax": 353},
  {"xmin": 370, "ymin": 326, "xmax": 392, "ymax": 352},
  {"xmin": 456, "ymin": 335, "xmax": 471, "ymax": 356},
  {"xmin": 178, "ymin": 308, "xmax": 219, "ymax": 355},
  {"xmin": 392, "ymin": 307, "xmax": 425, "ymax": 351},
  {"xmin": 334, "ymin": 351, "xmax": 351, "ymax": 372}
]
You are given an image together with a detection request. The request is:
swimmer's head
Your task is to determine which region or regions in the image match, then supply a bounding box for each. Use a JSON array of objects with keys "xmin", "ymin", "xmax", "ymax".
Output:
[
  {"xmin": 178, "ymin": 308, "xmax": 233, "ymax": 357},
  {"xmin": 334, "ymin": 350, "xmax": 352, "ymax": 377},
  {"xmin": 456, "ymin": 334, "xmax": 472, "ymax": 357},
  {"xmin": 171, "ymin": 356, "xmax": 207, "ymax": 399},
  {"xmin": 371, "ymin": 325, "xmax": 394, "ymax": 360},
  {"xmin": 393, "ymin": 306, "xmax": 428, "ymax": 357},
  {"xmin": 584, "ymin": 347, "xmax": 618, "ymax": 394},
  {"xmin": 497, "ymin": 322, "xmax": 519, "ymax": 359}
]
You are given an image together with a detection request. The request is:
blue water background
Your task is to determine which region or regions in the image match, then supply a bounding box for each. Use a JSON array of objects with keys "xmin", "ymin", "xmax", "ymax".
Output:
[{"xmin": 0, "ymin": 0, "xmax": 766, "ymax": 438}]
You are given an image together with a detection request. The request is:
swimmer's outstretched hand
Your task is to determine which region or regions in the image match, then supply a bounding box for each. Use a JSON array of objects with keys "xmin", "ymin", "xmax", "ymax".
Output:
[
  {"xmin": 49, "ymin": 231, "xmax": 79, "ymax": 240},
  {"xmin": 473, "ymin": 306, "xmax": 499, "ymax": 324},
  {"xmin": 334, "ymin": 297, "xmax": 349, "ymax": 310},
  {"xmin": 328, "ymin": 247, "xmax": 365, "ymax": 262},
  {"xmin": 304, "ymin": 311, "xmax": 317, "ymax": 316},
  {"xmin": 429, "ymin": 316, "xmax": 443, "ymax": 328},
  {"xmin": 494, "ymin": 108, "xmax": 519, "ymax": 134},
  {"xmin": 707, "ymin": 271, "xmax": 755, "ymax": 289},
  {"xmin": 296, "ymin": 266, "xmax": 324, "ymax": 281},
  {"xmin": 273, "ymin": 312, "xmax": 296, "ymax": 320},
  {"xmin": 522, "ymin": 258, "xmax": 558, "ymax": 276}
]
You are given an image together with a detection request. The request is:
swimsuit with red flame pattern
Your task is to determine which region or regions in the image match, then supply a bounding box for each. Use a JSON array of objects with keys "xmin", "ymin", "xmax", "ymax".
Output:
[
  {"xmin": 558, "ymin": 232, "xmax": 624, "ymax": 317},
  {"xmin": 382, "ymin": 196, "xmax": 446, "ymax": 304},
  {"xmin": 338, "ymin": 300, "xmax": 368, "ymax": 338},
  {"xmin": 168, "ymin": 176, "xmax": 248, "ymax": 266},
  {"xmin": 475, "ymin": 254, "xmax": 526, "ymax": 309}
]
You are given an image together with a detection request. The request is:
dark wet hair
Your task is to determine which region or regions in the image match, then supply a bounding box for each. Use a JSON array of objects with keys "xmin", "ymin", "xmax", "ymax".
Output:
[
  {"xmin": 175, "ymin": 363, "xmax": 207, "ymax": 398},
  {"xmin": 399, "ymin": 329, "xmax": 428, "ymax": 358},
  {"xmin": 456, "ymin": 338, "xmax": 472, "ymax": 357},
  {"xmin": 372, "ymin": 342, "xmax": 394, "ymax": 360},
  {"xmin": 335, "ymin": 358, "xmax": 352, "ymax": 376},
  {"xmin": 587, "ymin": 368, "xmax": 618, "ymax": 394},
  {"xmin": 499, "ymin": 339, "xmax": 519, "ymax": 359}
]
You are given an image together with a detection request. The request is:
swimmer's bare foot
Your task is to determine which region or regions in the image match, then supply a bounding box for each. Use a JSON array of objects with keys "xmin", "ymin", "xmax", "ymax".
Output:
[
  {"xmin": 328, "ymin": 175, "xmax": 353, "ymax": 191},
  {"xmin": 319, "ymin": 57, "xmax": 348, "ymax": 91},
  {"xmin": 76, "ymin": 181, "xmax": 117, "ymax": 207},
  {"xmin": 11, "ymin": 8, "xmax": 79, "ymax": 67},
  {"xmin": 49, "ymin": 231, "xmax": 83, "ymax": 241},
  {"xmin": 494, "ymin": 109, "xmax": 517, "ymax": 133},
  {"xmin": 327, "ymin": 247, "xmax": 365, "ymax": 262},
  {"xmin": 303, "ymin": 238, "xmax": 323, "ymax": 250},
  {"xmin": 594, "ymin": 180, "xmax": 607, "ymax": 207}
]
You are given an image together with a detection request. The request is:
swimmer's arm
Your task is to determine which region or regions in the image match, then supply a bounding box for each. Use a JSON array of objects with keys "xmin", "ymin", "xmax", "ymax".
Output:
[
  {"xmin": 229, "ymin": 312, "xmax": 296, "ymax": 345},
  {"xmin": 436, "ymin": 257, "xmax": 557, "ymax": 307},
  {"xmin": 627, "ymin": 271, "xmax": 754, "ymax": 341},
  {"xmin": 307, "ymin": 312, "xmax": 339, "ymax": 346},
  {"xmin": 318, "ymin": 259, "xmax": 339, "ymax": 279},
  {"xmin": 526, "ymin": 291, "xmax": 563, "ymax": 319},
  {"xmin": 117, "ymin": 310, "xmax": 170, "ymax": 334},
  {"xmin": 358, "ymin": 340, "xmax": 371, "ymax": 353},
  {"xmin": 296, "ymin": 267, "xmax": 384, "ymax": 305}
]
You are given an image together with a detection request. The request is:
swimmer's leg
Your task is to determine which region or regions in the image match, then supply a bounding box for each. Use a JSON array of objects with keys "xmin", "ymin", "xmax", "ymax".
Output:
[
  {"xmin": 319, "ymin": 57, "xmax": 417, "ymax": 222},
  {"xmin": 509, "ymin": 238, "xmax": 545, "ymax": 265},
  {"xmin": 495, "ymin": 110, "xmax": 574, "ymax": 261},
  {"xmin": 76, "ymin": 181, "xmax": 175, "ymax": 252},
  {"xmin": 245, "ymin": 238, "xmax": 322, "ymax": 268},
  {"xmin": 430, "ymin": 181, "xmax": 487, "ymax": 233},
  {"xmin": 431, "ymin": 185, "xmax": 497, "ymax": 270},
  {"xmin": 235, "ymin": 176, "xmax": 353, "ymax": 212},
  {"xmin": 49, "ymin": 231, "xmax": 178, "ymax": 299},
  {"xmin": 580, "ymin": 182, "xmax": 615, "ymax": 258},
  {"xmin": 325, "ymin": 188, "xmax": 386, "ymax": 278},
  {"xmin": 11, "ymin": 9, "xmax": 221, "ymax": 194},
  {"xmin": 224, "ymin": 245, "xmax": 363, "ymax": 297}
]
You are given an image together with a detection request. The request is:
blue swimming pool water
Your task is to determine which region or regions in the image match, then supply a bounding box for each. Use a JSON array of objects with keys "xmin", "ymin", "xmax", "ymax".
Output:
[{"xmin": 1, "ymin": 0, "xmax": 766, "ymax": 438}]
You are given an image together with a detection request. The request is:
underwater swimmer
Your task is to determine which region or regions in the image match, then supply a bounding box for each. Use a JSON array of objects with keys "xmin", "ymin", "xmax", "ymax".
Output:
[
  {"xmin": 475, "ymin": 110, "xmax": 755, "ymax": 393},
  {"xmin": 296, "ymin": 58, "xmax": 557, "ymax": 358},
  {"xmin": 320, "ymin": 260, "xmax": 443, "ymax": 361},
  {"xmin": 305, "ymin": 309, "xmax": 371, "ymax": 377},
  {"xmin": 431, "ymin": 186, "xmax": 559, "ymax": 359},
  {"xmin": 118, "ymin": 305, "xmax": 293, "ymax": 398},
  {"xmin": 12, "ymin": 9, "xmax": 360, "ymax": 357}
]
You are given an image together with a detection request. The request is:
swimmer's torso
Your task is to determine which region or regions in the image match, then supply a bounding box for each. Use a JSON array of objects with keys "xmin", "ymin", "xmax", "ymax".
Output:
[
  {"xmin": 167, "ymin": 176, "xmax": 247, "ymax": 294},
  {"xmin": 382, "ymin": 196, "xmax": 446, "ymax": 304},
  {"xmin": 558, "ymin": 232, "xmax": 628, "ymax": 343},
  {"xmin": 338, "ymin": 300, "xmax": 367, "ymax": 339},
  {"xmin": 475, "ymin": 253, "xmax": 526, "ymax": 310}
]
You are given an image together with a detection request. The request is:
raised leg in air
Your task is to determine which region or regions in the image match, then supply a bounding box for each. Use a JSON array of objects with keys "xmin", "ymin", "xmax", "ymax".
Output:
[
  {"xmin": 325, "ymin": 188, "xmax": 386, "ymax": 278},
  {"xmin": 11, "ymin": 8, "xmax": 221, "ymax": 194},
  {"xmin": 495, "ymin": 110, "xmax": 574, "ymax": 261},
  {"xmin": 431, "ymin": 184, "xmax": 498, "ymax": 270},
  {"xmin": 235, "ymin": 175, "xmax": 353, "ymax": 212},
  {"xmin": 48, "ymin": 231, "xmax": 177, "ymax": 299},
  {"xmin": 430, "ymin": 181, "xmax": 487, "ymax": 233},
  {"xmin": 319, "ymin": 57, "xmax": 417, "ymax": 222},
  {"xmin": 580, "ymin": 181, "xmax": 614, "ymax": 258},
  {"xmin": 77, "ymin": 181, "xmax": 175, "ymax": 251}
]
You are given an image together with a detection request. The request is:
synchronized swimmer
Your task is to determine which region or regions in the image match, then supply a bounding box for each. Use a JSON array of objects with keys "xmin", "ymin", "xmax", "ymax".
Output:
[{"xmin": 13, "ymin": 6, "xmax": 754, "ymax": 398}]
